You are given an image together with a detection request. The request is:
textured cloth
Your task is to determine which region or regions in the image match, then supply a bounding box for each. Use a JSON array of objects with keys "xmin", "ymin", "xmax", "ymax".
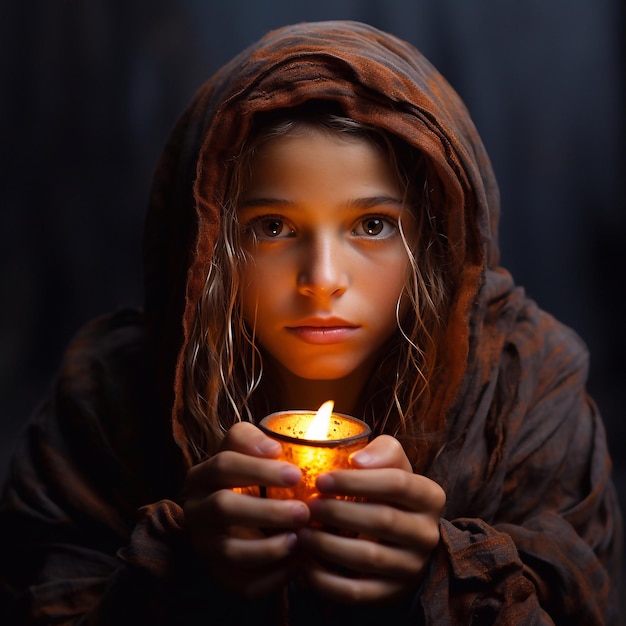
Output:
[{"xmin": 1, "ymin": 21, "xmax": 622, "ymax": 625}]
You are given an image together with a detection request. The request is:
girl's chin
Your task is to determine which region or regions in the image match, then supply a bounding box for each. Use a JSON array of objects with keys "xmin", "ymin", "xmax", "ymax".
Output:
[
  {"xmin": 280, "ymin": 362, "xmax": 365, "ymax": 382},
  {"xmin": 264, "ymin": 347, "xmax": 382, "ymax": 382}
]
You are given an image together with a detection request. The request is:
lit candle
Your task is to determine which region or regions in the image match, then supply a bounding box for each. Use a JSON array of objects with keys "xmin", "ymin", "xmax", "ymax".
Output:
[{"xmin": 258, "ymin": 401, "xmax": 371, "ymax": 501}]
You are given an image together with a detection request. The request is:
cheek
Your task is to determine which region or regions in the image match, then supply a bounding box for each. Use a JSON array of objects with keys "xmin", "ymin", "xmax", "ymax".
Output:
[
  {"xmin": 238, "ymin": 263, "xmax": 261, "ymax": 323},
  {"xmin": 378, "ymin": 281, "xmax": 406, "ymax": 325},
  {"xmin": 367, "ymin": 252, "xmax": 409, "ymax": 307},
  {"xmin": 238, "ymin": 258, "xmax": 288, "ymax": 322}
]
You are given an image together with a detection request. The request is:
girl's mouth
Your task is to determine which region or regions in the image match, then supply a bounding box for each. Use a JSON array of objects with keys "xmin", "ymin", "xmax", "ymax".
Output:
[{"xmin": 286, "ymin": 322, "xmax": 359, "ymax": 345}]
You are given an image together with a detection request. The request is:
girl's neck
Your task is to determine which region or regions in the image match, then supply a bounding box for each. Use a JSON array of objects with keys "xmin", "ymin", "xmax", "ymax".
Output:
[{"xmin": 260, "ymin": 358, "xmax": 375, "ymax": 418}]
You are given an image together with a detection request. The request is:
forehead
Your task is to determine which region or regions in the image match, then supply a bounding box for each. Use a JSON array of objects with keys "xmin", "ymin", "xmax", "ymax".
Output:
[{"xmin": 241, "ymin": 130, "xmax": 403, "ymax": 197}]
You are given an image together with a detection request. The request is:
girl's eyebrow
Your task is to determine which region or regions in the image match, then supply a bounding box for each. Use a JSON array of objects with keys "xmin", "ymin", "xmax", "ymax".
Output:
[
  {"xmin": 237, "ymin": 197, "xmax": 293, "ymax": 210},
  {"xmin": 237, "ymin": 195, "xmax": 403, "ymax": 211},
  {"xmin": 346, "ymin": 195, "xmax": 404, "ymax": 209}
]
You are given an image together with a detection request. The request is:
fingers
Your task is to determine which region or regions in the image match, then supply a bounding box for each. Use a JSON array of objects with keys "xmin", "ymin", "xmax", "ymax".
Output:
[
  {"xmin": 185, "ymin": 450, "xmax": 301, "ymax": 494},
  {"xmin": 182, "ymin": 428, "xmax": 444, "ymax": 604},
  {"xmin": 298, "ymin": 527, "xmax": 427, "ymax": 578},
  {"xmin": 185, "ymin": 489, "xmax": 309, "ymax": 531},
  {"xmin": 203, "ymin": 528, "xmax": 299, "ymax": 568},
  {"xmin": 182, "ymin": 422, "xmax": 309, "ymax": 597},
  {"xmin": 184, "ymin": 422, "xmax": 302, "ymax": 496},
  {"xmin": 307, "ymin": 498, "xmax": 440, "ymax": 550},
  {"xmin": 298, "ymin": 460, "xmax": 445, "ymax": 605},
  {"xmin": 182, "ymin": 422, "xmax": 309, "ymax": 599},
  {"xmin": 316, "ymin": 467, "xmax": 446, "ymax": 512},
  {"xmin": 223, "ymin": 420, "xmax": 283, "ymax": 457},
  {"xmin": 300, "ymin": 559, "xmax": 411, "ymax": 605},
  {"xmin": 311, "ymin": 469, "xmax": 443, "ymax": 554},
  {"xmin": 297, "ymin": 522, "xmax": 424, "ymax": 605},
  {"xmin": 185, "ymin": 490, "xmax": 309, "ymax": 599},
  {"xmin": 202, "ymin": 531, "xmax": 299, "ymax": 599},
  {"xmin": 297, "ymin": 499, "xmax": 439, "ymax": 605},
  {"xmin": 350, "ymin": 435, "xmax": 412, "ymax": 472}
]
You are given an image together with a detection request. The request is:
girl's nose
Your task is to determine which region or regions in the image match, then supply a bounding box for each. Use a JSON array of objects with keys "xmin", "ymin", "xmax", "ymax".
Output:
[{"xmin": 297, "ymin": 235, "xmax": 348, "ymax": 299}]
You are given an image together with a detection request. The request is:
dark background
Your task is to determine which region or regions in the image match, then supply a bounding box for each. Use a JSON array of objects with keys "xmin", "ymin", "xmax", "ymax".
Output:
[{"xmin": 1, "ymin": 0, "xmax": 624, "ymax": 600}]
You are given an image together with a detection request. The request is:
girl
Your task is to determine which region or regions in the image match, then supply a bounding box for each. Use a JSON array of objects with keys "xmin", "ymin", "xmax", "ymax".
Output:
[{"xmin": 0, "ymin": 21, "xmax": 621, "ymax": 625}]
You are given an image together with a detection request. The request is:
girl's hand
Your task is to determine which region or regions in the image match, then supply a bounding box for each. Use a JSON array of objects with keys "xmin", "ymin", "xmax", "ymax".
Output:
[
  {"xmin": 183, "ymin": 421, "xmax": 310, "ymax": 598},
  {"xmin": 297, "ymin": 434, "xmax": 445, "ymax": 605}
]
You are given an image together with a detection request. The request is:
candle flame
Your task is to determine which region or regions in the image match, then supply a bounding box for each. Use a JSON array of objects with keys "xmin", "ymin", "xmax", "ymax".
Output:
[{"xmin": 305, "ymin": 400, "xmax": 334, "ymax": 440}]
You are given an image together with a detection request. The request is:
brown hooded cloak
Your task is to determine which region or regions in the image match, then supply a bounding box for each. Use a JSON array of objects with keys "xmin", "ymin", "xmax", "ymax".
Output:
[{"xmin": 0, "ymin": 20, "xmax": 621, "ymax": 625}]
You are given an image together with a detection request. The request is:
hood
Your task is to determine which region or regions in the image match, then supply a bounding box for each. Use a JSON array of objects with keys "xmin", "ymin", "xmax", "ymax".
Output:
[{"xmin": 142, "ymin": 20, "xmax": 507, "ymax": 467}]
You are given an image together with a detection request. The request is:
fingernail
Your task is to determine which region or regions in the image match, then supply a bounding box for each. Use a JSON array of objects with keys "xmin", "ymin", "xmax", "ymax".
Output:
[
  {"xmin": 285, "ymin": 532, "xmax": 298, "ymax": 551},
  {"xmin": 307, "ymin": 498, "xmax": 321, "ymax": 515},
  {"xmin": 316, "ymin": 473, "xmax": 335, "ymax": 492},
  {"xmin": 289, "ymin": 503, "xmax": 309, "ymax": 525},
  {"xmin": 257, "ymin": 438, "xmax": 282, "ymax": 456},
  {"xmin": 352, "ymin": 450, "xmax": 372, "ymax": 466},
  {"xmin": 280, "ymin": 464, "xmax": 302, "ymax": 485}
]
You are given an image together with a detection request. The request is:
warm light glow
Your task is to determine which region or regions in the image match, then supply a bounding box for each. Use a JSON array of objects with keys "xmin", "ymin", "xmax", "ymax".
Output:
[
  {"xmin": 258, "ymin": 406, "xmax": 371, "ymax": 501},
  {"xmin": 304, "ymin": 400, "xmax": 334, "ymax": 440}
]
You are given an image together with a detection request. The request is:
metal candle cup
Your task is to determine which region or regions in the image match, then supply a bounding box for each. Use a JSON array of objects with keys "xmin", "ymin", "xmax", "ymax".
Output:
[{"xmin": 258, "ymin": 410, "xmax": 371, "ymax": 501}]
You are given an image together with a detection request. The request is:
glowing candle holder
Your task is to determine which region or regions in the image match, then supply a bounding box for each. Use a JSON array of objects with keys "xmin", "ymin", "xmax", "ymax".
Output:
[{"xmin": 258, "ymin": 405, "xmax": 371, "ymax": 501}]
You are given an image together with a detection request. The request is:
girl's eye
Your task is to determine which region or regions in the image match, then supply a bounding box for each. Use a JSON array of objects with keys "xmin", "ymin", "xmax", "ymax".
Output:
[
  {"xmin": 246, "ymin": 217, "xmax": 295, "ymax": 239},
  {"xmin": 353, "ymin": 216, "xmax": 397, "ymax": 238}
]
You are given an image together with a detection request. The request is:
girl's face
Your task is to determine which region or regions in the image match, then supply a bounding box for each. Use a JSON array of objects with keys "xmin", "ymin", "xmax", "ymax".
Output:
[{"xmin": 237, "ymin": 129, "xmax": 417, "ymax": 390}]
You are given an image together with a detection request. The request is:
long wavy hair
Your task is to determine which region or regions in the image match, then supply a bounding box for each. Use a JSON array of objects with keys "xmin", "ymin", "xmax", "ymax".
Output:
[{"xmin": 184, "ymin": 102, "xmax": 452, "ymax": 467}]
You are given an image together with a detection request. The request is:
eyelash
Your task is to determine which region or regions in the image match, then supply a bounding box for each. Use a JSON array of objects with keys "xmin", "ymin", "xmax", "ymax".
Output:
[
  {"xmin": 242, "ymin": 214, "xmax": 296, "ymax": 239},
  {"xmin": 352, "ymin": 212, "xmax": 399, "ymax": 238},
  {"xmin": 241, "ymin": 212, "xmax": 400, "ymax": 240}
]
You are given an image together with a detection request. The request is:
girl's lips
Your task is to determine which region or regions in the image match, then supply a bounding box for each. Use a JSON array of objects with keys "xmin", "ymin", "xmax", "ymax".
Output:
[{"xmin": 286, "ymin": 325, "xmax": 359, "ymax": 345}]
